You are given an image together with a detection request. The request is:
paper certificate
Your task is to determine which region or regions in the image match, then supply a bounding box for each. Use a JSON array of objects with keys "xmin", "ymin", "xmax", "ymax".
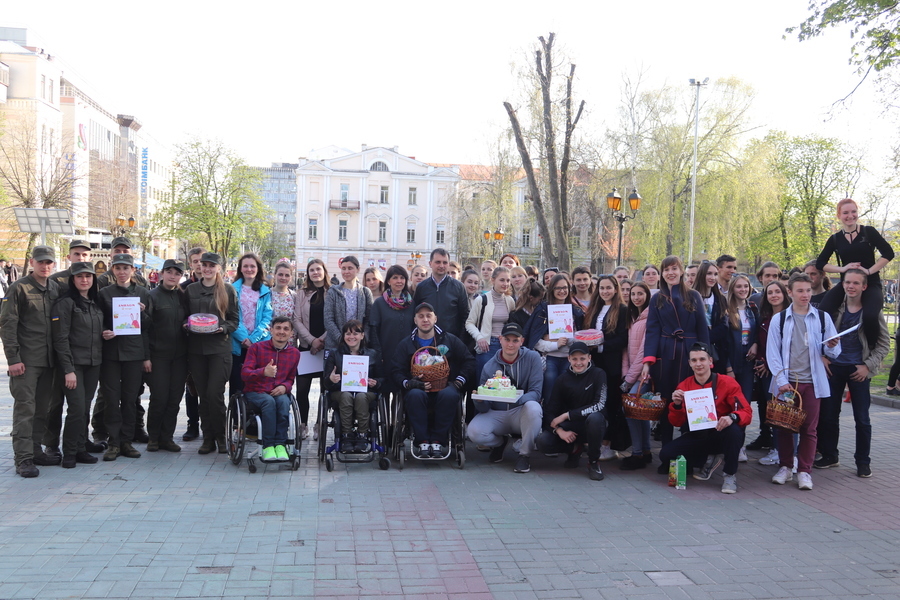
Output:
[
  {"xmin": 547, "ymin": 304, "xmax": 574, "ymax": 340},
  {"xmin": 341, "ymin": 355, "xmax": 369, "ymax": 393},
  {"xmin": 297, "ymin": 351, "xmax": 324, "ymax": 375},
  {"xmin": 111, "ymin": 297, "xmax": 141, "ymax": 336},
  {"xmin": 683, "ymin": 388, "xmax": 718, "ymax": 431},
  {"xmin": 823, "ymin": 323, "xmax": 859, "ymax": 344}
]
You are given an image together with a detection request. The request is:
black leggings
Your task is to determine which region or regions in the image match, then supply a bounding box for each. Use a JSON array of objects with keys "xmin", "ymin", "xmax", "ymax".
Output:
[{"xmin": 817, "ymin": 282, "xmax": 883, "ymax": 347}]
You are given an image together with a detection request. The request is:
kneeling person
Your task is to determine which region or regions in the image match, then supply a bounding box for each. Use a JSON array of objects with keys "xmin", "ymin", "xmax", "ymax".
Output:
[
  {"xmin": 241, "ymin": 317, "xmax": 301, "ymax": 461},
  {"xmin": 658, "ymin": 342, "xmax": 752, "ymax": 494},
  {"xmin": 468, "ymin": 323, "xmax": 543, "ymax": 474},
  {"xmin": 535, "ymin": 341, "xmax": 608, "ymax": 480}
]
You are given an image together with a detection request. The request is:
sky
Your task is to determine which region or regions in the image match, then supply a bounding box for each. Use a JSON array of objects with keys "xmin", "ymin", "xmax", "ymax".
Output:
[{"xmin": 2, "ymin": 0, "xmax": 893, "ymax": 189}]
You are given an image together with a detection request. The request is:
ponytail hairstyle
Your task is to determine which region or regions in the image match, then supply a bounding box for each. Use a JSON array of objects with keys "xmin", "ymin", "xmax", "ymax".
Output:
[
  {"xmin": 656, "ymin": 255, "xmax": 696, "ymax": 311},
  {"xmin": 212, "ymin": 268, "xmax": 230, "ymax": 320},
  {"xmin": 514, "ymin": 279, "xmax": 545, "ymax": 312},
  {"xmin": 584, "ymin": 275, "xmax": 622, "ymax": 334}
]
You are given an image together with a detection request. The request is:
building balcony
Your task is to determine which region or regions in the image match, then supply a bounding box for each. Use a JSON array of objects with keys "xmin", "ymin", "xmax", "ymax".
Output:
[{"xmin": 329, "ymin": 200, "xmax": 360, "ymax": 211}]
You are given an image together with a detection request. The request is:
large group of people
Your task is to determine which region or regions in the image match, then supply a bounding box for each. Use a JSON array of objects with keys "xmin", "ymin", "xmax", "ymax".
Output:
[{"xmin": 1, "ymin": 199, "xmax": 897, "ymax": 496}]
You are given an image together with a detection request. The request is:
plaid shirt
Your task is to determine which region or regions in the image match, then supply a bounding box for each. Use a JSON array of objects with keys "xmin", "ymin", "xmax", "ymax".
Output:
[{"xmin": 242, "ymin": 339, "xmax": 301, "ymax": 395}]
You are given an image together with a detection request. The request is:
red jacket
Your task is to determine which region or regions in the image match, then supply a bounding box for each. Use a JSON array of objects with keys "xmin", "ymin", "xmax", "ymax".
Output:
[
  {"xmin": 667, "ymin": 372, "xmax": 752, "ymax": 428},
  {"xmin": 242, "ymin": 339, "xmax": 301, "ymax": 395}
]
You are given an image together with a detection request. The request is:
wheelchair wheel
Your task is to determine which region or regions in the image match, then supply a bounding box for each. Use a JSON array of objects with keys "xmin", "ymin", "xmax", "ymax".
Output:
[
  {"xmin": 456, "ymin": 449, "xmax": 465, "ymax": 469},
  {"xmin": 376, "ymin": 394, "xmax": 390, "ymax": 456},
  {"xmin": 325, "ymin": 454, "xmax": 334, "ymax": 472},
  {"xmin": 398, "ymin": 447, "xmax": 405, "ymax": 470},
  {"xmin": 379, "ymin": 456, "xmax": 391, "ymax": 470},
  {"xmin": 226, "ymin": 393, "xmax": 246, "ymax": 466},
  {"xmin": 391, "ymin": 392, "xmax": 405, "ymax": 461},
  {"xmin": 317, "ymin": 393, "xmax": 328, "ymax": 462},
  {"xmin": 288, "ymin": 394, "xmax": 302, "ymax": 454}
]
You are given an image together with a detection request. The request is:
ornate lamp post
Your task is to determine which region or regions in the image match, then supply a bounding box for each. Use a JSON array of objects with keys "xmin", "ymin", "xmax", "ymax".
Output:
[
  {"xmin": 410, "ymin": 251, "xmax": 422, "ymax": 265},
  {"xmin": 606, "ymin": 188, "xmax": 642, "ymax": 266},
  {"xmin": 482, "ymin": 227, "xmax": 505, "ymax": 259}
]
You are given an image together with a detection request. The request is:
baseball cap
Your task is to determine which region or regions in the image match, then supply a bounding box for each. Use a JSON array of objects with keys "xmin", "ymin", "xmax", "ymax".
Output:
[
  {"xmin": 162, "ymin": 259, "xmax": 185, "ymax": 273},
  {"xmin": 69, "ymin": 239, "xmax": 91, "ymax": 250},
  {"xmin": 110, "ymin": 237, "xmax": 132, "ymax": 249},
  {"xmin": 200, "ymin": 252, "xmax": 223, "ymax": 266},
  {"xmin": 111, "ymin": 253, "xmax": 134, "ymax": 267},
  {"xmin": 414, "ymin": 302, "xmax": 435, "ymax": 314},
  {"xmin": 31, "ymin": 245, "xmax": 55, "ymax": 262},
  {"xmin": 568, "ymin": 341, "xmax": 591, "ymax": 355},
  {"xmin": 70, "ymin": 262, "xmax": 95, "ymax": 276},
  {"xmin": 500, "ymin": 322, "xmax": 524, "ymax": 337}
]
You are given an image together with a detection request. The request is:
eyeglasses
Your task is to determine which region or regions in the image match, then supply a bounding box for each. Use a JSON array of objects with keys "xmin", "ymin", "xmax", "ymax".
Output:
[{"xmin": 552, "ymin": 286, "xmax": 569, "ymax": 292}]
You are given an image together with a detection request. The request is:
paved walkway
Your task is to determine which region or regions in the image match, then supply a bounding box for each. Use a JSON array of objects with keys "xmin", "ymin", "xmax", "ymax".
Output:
[{"xmin": 2, "ymin": 352, "xmax": 900, "ymax": 599}]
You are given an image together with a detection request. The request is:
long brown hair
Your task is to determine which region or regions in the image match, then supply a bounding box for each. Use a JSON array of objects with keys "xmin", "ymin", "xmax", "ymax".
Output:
[
  {"xmin": 546, "ymin": 273, "xmax": 573, "ymax": 305},
  {"xmin": 759, "ymin": 280, "xmax": 789, "ymax": 321},
  {"xmin": 304, "ymin": 258, "xmax": 330, "ymax": 304},
  {"xmin": 207, "ymin": 266, "xmax": 230, "ymax": 319},
  {"xmin": 584, "ymin": 275, "xmax": 623, "ymax": 334},
  {"xmin": 514, "ymin": 279, "xmax": 544, "ymax": 312},
  {"xmin": 235, "ymin": 253, "xmax": 265, "ymax": 291},
  {"xmin": 626, "ymin": 281, "xmax": 651, "ymax": 328},
  {"xmin": 656, "ymin": 255, "xmax": 696, "ymax": 311},
  {"xmin": 725, "ymin": 274, "xmax": 752, "ymax": 329}
]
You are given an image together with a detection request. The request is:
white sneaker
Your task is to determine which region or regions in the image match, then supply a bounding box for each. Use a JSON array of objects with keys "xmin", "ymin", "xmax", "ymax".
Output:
[
  {"xmin": 598, "ymin": 446, "xmax": 617, "ymax": 461},
  {"xmin": 300, "ymin": 424, "xmax": 309, "ymax": 440},
  {"xmin": 792, "ymin": 456, "xmax": 798, "ymax": 474},
  {"xmin": 758, "ymin": 448, "xmax": 779, "ymax": 465},
  {"xmin": 738, "ymin": 447, "xmax": 748, "ymax": 462},
  {"xmin": 798, "ymin": 472, "xmax": 813, "ymax": 490},
  {"xmin": 721, "ymin": 474, "xmax": 737, "ymax": 494},
  {"xmin": 512, "ymin": 438, "xmax": 523, "ymax": 453},
  {"xmin": 312, "ymin": 422, "xmax": 319, "ymax": 441},
  {"xmin": 771, "ymin": 466, "xmax": 792, "ymax": 485}
]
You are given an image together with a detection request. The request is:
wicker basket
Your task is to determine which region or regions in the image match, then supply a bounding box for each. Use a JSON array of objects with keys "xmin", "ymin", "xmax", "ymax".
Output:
[
  {"xmin": 410, "ymin": 346, "xmax": 450, "ymax": 391},
  {"xmin": 766, "ymin": 375, "xmax": 806, "ymax": 433},
  {"xmin": 622, "ymin": 380, "xmax": 667, "ymax": 421}
]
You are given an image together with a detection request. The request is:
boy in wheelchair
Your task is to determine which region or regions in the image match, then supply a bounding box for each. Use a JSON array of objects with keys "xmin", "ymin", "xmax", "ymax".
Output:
[
  {"xmin": 240, "ymin": 316, "xmax": 301, "ymax": 462},
  {"xmin": 323, "ymin": 320, "xmax": 382, "ymax": 453}
]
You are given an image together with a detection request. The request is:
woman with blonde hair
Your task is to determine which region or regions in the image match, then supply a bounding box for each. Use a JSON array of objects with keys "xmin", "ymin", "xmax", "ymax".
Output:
[{"xmin": 509, "ymin": 265, "xmax": 529, "ymax": 300}]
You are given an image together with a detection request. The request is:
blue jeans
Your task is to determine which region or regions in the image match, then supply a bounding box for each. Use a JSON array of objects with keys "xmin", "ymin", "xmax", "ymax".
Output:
[
  {"xmin": 476, "ymin": 338, "xmax": 502, "ymax": 380},
  {"xmin": 243, "ymin": 392, "xmax": 291, "ymax": 448},
  {"xmin": 543, "ymin": 355, "xmax": 568, "ymax": 402},
  {"xmin": 818, "ymin": 363, "xmax": 872, "ymax": 465},
  {"xmin": 625, "ymin": 381, "xmax": 651, "ymax": 454}
]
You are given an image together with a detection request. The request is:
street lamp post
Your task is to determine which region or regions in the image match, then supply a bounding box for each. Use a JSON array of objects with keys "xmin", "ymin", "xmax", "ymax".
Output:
[
  {"xmin": 687, "ymin": 77, "xmax": 708, "ymax": 264},
  {"xmin": 606, "ymin": 187, "xmax": 642, "ymax": 267},
  {"xmin": 482, "ymin": 227, "xmax": 505, "ymax": 259},
  {"xmin": 410, "ymin": 251, "xmax": 422, "ymax": 265}
]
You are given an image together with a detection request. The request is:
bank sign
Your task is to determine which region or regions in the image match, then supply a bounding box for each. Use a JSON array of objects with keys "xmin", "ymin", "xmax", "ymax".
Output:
[{"xmin": 140, "ymin": 147, "xmax": 149, "ymax": 200}]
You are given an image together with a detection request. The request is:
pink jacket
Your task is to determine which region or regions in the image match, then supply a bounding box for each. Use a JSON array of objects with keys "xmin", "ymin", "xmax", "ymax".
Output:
[{"xmin": 622, "ymin": 307, "xmax": 649, "ymax": 385}]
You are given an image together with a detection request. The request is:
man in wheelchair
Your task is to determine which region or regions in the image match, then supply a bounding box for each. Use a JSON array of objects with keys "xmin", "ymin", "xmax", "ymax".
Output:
[
  {"xmin": 240, "ymin": 316, "xmax": 301, "ymax": 462},
  {"xmin": 392, "ymin": 302, "xmax": 474, "ymax": 458}
]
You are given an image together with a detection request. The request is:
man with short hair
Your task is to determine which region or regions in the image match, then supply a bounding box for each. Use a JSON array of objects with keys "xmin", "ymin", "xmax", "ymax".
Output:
[
  {"xmin": 468, "ymin": 322, "xmax": 543, "ymax": 474},
  {"xmin": 716, "ymin": 254, "xmax": 737, "ymax": 295},
  {"xmin": 392, "ymin": 302, "xmax": 474, "ymax": 459},
  {"xmin": 748, "ymin": 261, "xmax": 781, "ymax": 308},
  {"xmin": 180, "ymin": 246, "xmax": 206, "ymax": 441},
  {"xmin": 684, "ymin": 264, "xmax": 700, "ymax": 288},
  {"xmin": 241, "ymin": 317, "xmax": 301, "ymax": 462},
  {"xmin": 803, "ymin": 259, "xmax": 830, "ymax": 307},
  {"xmin": 413, "ymin": 248, "xmax": 470, "ymax": 339},
  {"xmin": 44, "ymin": 239, "xmax": 103, "ymax": 457},
  {"xmin": 815, "ymin": 268, "xmax": 889, "ymax": 477},
  {"xmin": 535, "ymin": 341, "xmax": 607, "ymax": 480},
  {"xmin": 571, "ymin": 267, "xmax": 593, "ymax": 311},
  {"xmin": 658, "ymin": 342, "xmax": 752, "ymax": 494},
  {"xmin": 0, "ymin": 246, "xmax": 61, "ymax": 477}
]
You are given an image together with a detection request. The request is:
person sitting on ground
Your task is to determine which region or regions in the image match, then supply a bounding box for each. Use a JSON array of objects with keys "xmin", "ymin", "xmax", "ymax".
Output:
[
  {"xmin": 468, "ymin": 322, "xmax": 543, "ymax": 474},
  {"xmin": 657, "ymin": 342, "xmax": 752, "ymax": 494},
  {"xmin": 392, "ymin": 302, "xmax": 474, "ymax": 458},
  {"xmin": 535, "ymin": 341, "xmax": 608, "ymax": 480},
  {"xmin": 240, "ymin": 316, "xmax": 301, "ymax": 462},
  {"xmin": 324, "ymin": 320, "xmax": 382, "ymax": 453}
]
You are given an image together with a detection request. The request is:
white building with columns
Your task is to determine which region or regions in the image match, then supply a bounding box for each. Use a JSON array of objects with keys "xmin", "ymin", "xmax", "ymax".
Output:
[{"xmin": 295, "ymin": 145, "xmax": 459, "ymax": 274}]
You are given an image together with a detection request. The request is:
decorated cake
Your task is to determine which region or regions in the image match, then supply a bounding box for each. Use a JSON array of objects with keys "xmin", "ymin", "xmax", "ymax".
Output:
[
  {"xmin": 575, "ymin": 328, "xmax": 604, "ymax": 346},
  {"xmin": 188, "ymin": 313, "xmax": 219, "ymax": 333},
  {"xmin": 477, "ymin": 371, "xmax": 517, "ymax": 398}
]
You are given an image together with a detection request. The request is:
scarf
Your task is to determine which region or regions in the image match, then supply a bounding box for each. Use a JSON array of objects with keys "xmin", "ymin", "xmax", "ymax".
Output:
[{"xmin": 383, "ymin": 290, "xmax": 412, "ymax": 310}]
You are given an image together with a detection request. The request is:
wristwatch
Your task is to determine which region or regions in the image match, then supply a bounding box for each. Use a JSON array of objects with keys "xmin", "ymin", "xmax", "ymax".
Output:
[{"xmin": 729, "ymin": 413, "xmax": 739, "ymax": 424}]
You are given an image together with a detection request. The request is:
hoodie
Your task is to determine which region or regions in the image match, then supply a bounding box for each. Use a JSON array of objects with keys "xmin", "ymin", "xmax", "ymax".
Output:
[
  {"xmin": 475, "ymin": 347, "xmax": 543, "ymax": 412},
  {"xmin": 541, "ymin": 362, "xmax": 608, "ymax": 429}
]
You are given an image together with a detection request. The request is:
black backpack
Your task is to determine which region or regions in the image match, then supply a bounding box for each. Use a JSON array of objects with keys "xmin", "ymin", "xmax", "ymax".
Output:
[{"xmin": 778, "ymin": 309, "xmax": 826, "ymax": 355}]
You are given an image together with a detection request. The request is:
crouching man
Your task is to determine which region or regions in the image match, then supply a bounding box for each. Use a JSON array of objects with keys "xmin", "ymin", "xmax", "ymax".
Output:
[
  {"xmin": 658, "ymin": 342, "xmax": 752, "ymax": 494},
  {"xmin": 467, "ymin": 322, "xmax": 543, "ymax": 474}
]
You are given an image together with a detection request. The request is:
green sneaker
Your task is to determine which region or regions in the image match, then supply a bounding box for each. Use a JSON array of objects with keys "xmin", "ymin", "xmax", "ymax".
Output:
[
  {"xmin": 261, "ymin": 446, "xmax": 277, "ymax": 462},
  {"xmin": 274, "ymin": 445, "xmax": 289, "ymax": 462}
]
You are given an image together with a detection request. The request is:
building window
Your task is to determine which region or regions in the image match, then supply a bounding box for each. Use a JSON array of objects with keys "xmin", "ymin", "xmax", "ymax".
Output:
[
  {"xmin": 406, "ymin": 223, "xmax": 416, "ymax": 243},
  {"xmin": 340, "ymin": 183, "xmax": 349, "ymax": 202},
  {"xmin": 339, "ymin": 219, "xmax": 348, "ymax": 241},
  {"xmin": 48, "ymin": 79, "xmax": 54, "ymax": 103},
  {"xmin": 370, "ymin": 161, "xmax": 389, "ymax": 172},
  {"xmin": 380, "ymin": 186, "xmax": 389, "ymax": 204},
  {"xmin": 378, "ymin": 221, "xmax": 387, "ymax": 242},
  {"xmin": 522, "ymin": 228, "xmax": 531, "ymax": 248},
  {"xmin": 41, "ymin": 75, "xmax": 46, "ymax": 99},
  {"xmin": 569, "ymin": 228, "xmax": 581, "ymax": 249},
  {"xmin": 308, "ymin": 218, "xmax": 318, "ymax": 240},
  {"xmin": 408, "ymin": 187, "xmax": 417, "ymax": 205},
  {"xmin": 436, "ymin": 224, "xmax": 445, "ymax": 245}
]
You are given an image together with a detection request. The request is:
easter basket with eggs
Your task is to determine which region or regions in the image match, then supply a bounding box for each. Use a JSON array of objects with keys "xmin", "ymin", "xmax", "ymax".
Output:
[
  {"xmin": 766, "ymin": 372, "xmax": 806, "ymax": 433},
  {"xmin": 410, "ymin": 345, "xmax": 451, "ymax": 391}
]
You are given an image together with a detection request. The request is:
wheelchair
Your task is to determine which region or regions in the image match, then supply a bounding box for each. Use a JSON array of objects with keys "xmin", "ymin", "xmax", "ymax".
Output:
[
  {"xmin": 225, "ymin": 392, "xmax": 302, "ymax": 473},
  {"xmin": 390, "ymin": 387, "xmax": 466, "ymax": 470},
  {"xmin": 316, "ymin": 390, "xmax": 391, "ymax": 472}
]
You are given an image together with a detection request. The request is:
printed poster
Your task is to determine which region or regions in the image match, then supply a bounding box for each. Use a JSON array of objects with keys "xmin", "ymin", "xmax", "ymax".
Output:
[
  {"xmin": 683, "ymin": 388, "xmax": 718, "ymax": 431},
  {"xmin": 547, "ymin": 304, "xmax": 574, "ymax": 340},
  {"xmin": 111, "ymin": 297, "xmax": 141, "ymax": 336},
  {"xmin": 378, "ymin": 259, "xmax": 386, "ymax": 271},
  {"xmin": 341, "ymin": 355, "xmax": 369, "ymax": 393}
]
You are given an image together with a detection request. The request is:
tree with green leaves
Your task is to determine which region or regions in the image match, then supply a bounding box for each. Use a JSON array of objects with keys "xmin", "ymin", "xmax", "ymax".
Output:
[{"xmin": 159, "ymin": 138, "xmax": 272, "ymax": 260}]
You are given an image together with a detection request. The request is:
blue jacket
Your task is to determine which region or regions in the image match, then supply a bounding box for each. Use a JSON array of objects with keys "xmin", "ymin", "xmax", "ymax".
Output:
[{"xmin": 231, "ymin": 279, "xmax": 272, "ymax": 355}]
